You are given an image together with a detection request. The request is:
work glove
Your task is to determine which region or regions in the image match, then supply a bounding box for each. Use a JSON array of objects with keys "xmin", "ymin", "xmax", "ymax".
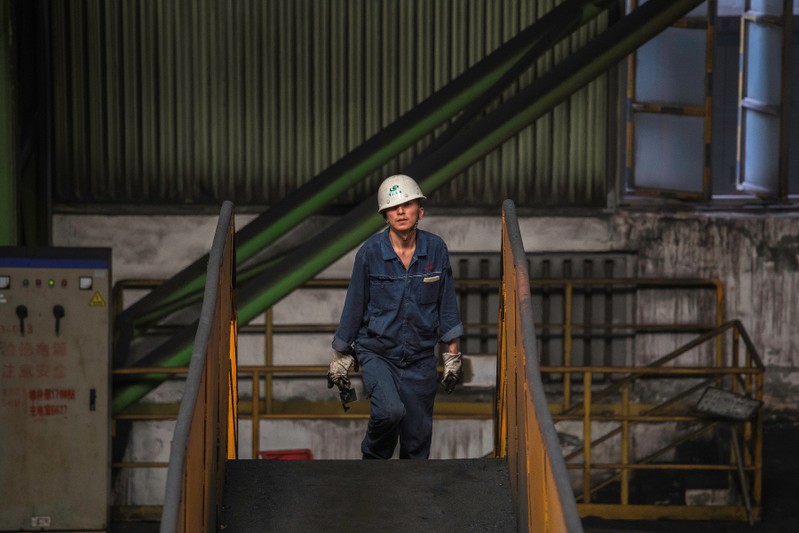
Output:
[
  {"xmin": 441, "ymin": 352, "xmax": 463, "ymax": 393},
  {"xmin": 327, "ymin": 351, "xmax": 357, "ymax": 411},
  {"xmin": 327, "ymin": 351, "xmax": 355, "ymax": 390}
]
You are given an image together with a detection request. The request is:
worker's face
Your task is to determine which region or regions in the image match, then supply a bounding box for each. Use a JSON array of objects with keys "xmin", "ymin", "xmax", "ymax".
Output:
[{"xmin": 384, "ymin": 200, "xmax": 424, "ymax": 233}]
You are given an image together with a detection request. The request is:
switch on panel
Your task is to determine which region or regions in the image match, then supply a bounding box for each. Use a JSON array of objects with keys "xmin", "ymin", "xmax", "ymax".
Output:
[
  {"xmin": 53, "ymin": 305, "xmax": 65, "ymax": 336},
  {"xmin": 0, "ymin": 275, "xmax": 10, "ymax": 289},
  {"xmin": 16, "ymin": 305, "xmax": 28, "ymax": 337}
]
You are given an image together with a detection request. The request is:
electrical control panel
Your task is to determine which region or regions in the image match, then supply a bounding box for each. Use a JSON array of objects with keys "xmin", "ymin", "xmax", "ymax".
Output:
[{"xmin": 0, "ymin": 247, "xmax": 112, "ymax": 532}]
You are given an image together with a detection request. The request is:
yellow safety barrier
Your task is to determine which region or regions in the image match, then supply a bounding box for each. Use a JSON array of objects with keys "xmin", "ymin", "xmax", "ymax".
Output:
[
  {"xmin": 547, "ymin": 319, "xmax": 764, "ymax": 523},
  {"xmin": 158, "ymin": 201, "xmax": 239, "ymax": 533},
  {"xmin": 110, "ymin": 203, "xmax": 759, "ymax": 529},
  {"xmin": 496, "ymin": 200, "xmax": 583, "ymax": 532}
]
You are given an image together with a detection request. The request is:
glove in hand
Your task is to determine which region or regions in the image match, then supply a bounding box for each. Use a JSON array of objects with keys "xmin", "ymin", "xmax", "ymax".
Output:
[
  {"xmin": 327, "ymin": 351, "xmax": 355, "ymax": 391},
  {"xmin": 441, "ymin": 352, "xmax": 463, "ymax": 393}
]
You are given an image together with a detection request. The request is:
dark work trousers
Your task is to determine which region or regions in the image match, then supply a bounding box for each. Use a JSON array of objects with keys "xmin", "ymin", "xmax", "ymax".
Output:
[{"xmin": 359, "ymin": 352, "xmax": 439, "ymax": 459}]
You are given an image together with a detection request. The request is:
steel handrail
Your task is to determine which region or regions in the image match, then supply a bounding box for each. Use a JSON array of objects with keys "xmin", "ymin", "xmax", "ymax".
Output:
[
  {"xmin": 553, "ymin": 319, "xmax": 764, "ymax": 521},
  {"xmin": 112, "ymin": 274, "xmax": 726, "ymax": 470},
  {"xmin": 159, "ymin": 202, "xmax": 238, "ymax": 533}
]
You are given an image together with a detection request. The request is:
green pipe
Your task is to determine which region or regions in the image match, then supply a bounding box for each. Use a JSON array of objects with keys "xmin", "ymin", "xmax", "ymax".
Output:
[
  {"xmin": 0, "ymin": 1, "xmax": 17, "ymax": 246},
  {"xmin": 112, "ymin": 0, "xmax": 700, "ymax": 414},
  {"xmin": 117, "ymin": 0, "xmax": 615, "ymax": 333}
]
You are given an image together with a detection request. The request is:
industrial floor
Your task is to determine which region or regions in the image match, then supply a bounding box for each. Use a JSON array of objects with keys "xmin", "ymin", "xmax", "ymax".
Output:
[{"xmin": 112, "ymin": 420, "xmax": 797, "ymax": 532}]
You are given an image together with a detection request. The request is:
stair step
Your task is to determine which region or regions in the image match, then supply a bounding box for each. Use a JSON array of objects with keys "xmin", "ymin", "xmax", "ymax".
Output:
[{"xmin": 221, "ymin": 458, "xmax": 516, "ymax": 532}]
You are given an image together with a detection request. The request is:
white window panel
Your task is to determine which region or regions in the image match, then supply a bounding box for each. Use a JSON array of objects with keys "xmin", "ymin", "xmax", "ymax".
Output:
[
  {"xmin": 636, "ymin": 28, "xmax": 707, "ymax": 106},
  {"xmin": 625, "ymin": 1, "xmax": 714, "ymax": 199},
  {"xmin": 634, "ymin": 113, "xmax": 706, "ymax": 192},
  {"xmin": 736, "ymin": 0, "xmax": 792, "ymax": 198}
]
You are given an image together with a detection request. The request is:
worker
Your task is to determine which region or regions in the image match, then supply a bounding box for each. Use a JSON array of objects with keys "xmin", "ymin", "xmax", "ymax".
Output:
[{"xmin": 328, "ymin": 174, "xmax": 464, "ymax": 459}]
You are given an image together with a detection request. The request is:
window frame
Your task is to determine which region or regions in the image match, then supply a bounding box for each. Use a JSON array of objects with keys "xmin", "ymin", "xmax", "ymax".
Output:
[
  {"xmin": 736, "ymin": 0, "xmax": 793, "ymax": 199},
  {"xmin": 623, "ymin": 1, "xmax": 715, "ymax": 201}
]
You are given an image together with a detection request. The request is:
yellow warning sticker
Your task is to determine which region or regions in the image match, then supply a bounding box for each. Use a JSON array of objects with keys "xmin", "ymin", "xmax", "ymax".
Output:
[{"xmin": 89, "ymin": 291, "xmax": 106, "ymax": 307}]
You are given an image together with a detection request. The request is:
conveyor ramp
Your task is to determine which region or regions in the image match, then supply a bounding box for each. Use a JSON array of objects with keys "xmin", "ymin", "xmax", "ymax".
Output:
[{"xmin": 220, "ymin": 458, "xmax": 516, "ymax": 532}]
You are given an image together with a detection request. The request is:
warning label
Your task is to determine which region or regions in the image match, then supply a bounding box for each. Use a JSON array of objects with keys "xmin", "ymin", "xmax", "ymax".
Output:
[{"xmin": 89, "ymin": 291, "xmax": 106, "ymax": 307}]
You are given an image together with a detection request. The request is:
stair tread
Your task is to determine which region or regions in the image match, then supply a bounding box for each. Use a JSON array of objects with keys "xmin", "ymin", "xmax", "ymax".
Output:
[{"xmin": 221, "ymin": 457, "xmax": 516, "ymax": 532}]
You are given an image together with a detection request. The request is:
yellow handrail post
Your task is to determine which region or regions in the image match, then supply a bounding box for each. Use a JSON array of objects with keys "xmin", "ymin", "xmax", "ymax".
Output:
[
  {"xmin": 228, "ymin": 320, "xmax": 239, "ymax": 459},
  {"xmin": 621, "ymin": 381, "xmax": 630, "ymax": 505},
  {"xmin": 498, "ymin": 200, "xmax": 584, "ymax": 532},
  {"xmin": 251, "ymin": 369, "xmax": 261, "ymax": 460},
  {"xmin": 753, "ymin": 372, "xmax": 764, "ymax": 507},
  {"xmin": 582, "ymin": 371, "xmax": 592, "ymax": 504},
  {"xmin": 160, "ymin": 201, "xmax": 237, "ymax": 533},
  {"xmin": 564, "ymin": 283, "xmax": 573, "ymax": 410},
  {"xmin": 264, "ymin": 308, "xmax": 274, "ymax": 416}
]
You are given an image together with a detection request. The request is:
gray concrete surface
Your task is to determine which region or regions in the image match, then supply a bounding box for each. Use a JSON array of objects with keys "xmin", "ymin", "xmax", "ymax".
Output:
[{"xmin": 220, "ymin": 458, "xmax": 516, "ymax": 532}]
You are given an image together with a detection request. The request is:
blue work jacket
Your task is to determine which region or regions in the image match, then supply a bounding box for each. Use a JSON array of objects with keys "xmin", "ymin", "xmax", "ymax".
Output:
[{"xmin": 333, "ymin": 228, "xmax": 464, "ymax": 365}]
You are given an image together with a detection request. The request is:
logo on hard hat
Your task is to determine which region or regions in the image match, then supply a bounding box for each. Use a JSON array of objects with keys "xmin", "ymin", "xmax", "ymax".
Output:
[{"xmin": 388, "ymin": 184, "xmax": 402, "ymax": 197}]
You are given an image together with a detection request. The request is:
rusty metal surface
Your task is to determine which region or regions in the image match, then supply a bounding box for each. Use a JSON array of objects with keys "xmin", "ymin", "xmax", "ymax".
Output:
[
  {"xmin": 159, "ymin": 202, "xmax": 238, "ymax": 533},
  {"xmin": 498, "ymin": 199, "xmax": 583, "ymax": 532}
]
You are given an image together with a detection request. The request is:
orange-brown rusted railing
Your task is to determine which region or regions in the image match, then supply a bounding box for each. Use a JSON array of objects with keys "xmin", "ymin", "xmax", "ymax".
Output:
[
  {"xmin": 159, "ymin": 201, "xmax": 239, "ymax": 533},
  {"xmin": 497, "ymin": 199, "xmax": 583, "ymax": 533}
]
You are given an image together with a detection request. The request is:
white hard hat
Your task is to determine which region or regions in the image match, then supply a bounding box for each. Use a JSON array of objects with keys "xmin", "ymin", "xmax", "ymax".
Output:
[{"xmin": 376, "ymin": 174, "xmax": 427, "ymax": 213}]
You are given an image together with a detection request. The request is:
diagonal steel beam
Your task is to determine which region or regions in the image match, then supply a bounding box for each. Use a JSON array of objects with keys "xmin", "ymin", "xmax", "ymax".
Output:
[
  {"xmin": 113, "ymin": 0, "xmax": 703, "ymax": 414},
  {"xmin": 114, "ymin": 0, "xmax": 616, "ymax": 341}
]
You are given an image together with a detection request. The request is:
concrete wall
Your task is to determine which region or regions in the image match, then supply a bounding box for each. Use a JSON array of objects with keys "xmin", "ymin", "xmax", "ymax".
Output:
[{"xmin": 53, "ymin": 208, "xmax": 799, "ymax": 504}]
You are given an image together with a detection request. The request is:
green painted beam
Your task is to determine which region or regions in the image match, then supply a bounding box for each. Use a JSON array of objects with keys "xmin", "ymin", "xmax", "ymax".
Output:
[
  {"xmin": 239, "ymin": 0, "xmax": 707, "ymax": 332},
  {"xmin": 0, "ymin": 1, "xmax": 17, "ymax": 246},
  {"xmin": 112, "ymin": 0, "xmax": 702, "ymax": 414},
  {"xmin": 115, "ymin": 0, "xmax": 616, "ymax": 336}
]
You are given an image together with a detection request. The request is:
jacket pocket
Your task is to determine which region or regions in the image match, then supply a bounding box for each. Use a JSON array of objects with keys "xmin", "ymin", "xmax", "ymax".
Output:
[
  {"xmin": 370, "ymin": 277, "xmax": 400, "ymax": 310},
  {"xmin": 419, "ymin": 275, "xmax": 440, "ymax": 305}
]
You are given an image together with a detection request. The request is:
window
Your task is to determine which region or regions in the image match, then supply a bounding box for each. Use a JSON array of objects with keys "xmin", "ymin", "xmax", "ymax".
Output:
[
  {"xmin": 623, "ymin": 0, "xmax": 796, "ymax": 202},
  {"xmin": 737, "ymin": 0, "xmax": 793, "ymax": 198},
  {"xmin": 625, "ymin": 2, "xmax": 713, "ymax": 200}
]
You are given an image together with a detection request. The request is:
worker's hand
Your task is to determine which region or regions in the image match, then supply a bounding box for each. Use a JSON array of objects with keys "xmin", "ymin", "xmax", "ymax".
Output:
[
  {"xmin": 327, "ymin": 351, "xmax": 355, "ymax": 391},
  {"xmin": 441, "ymin": 352, "xmax": 463, "ymax": 393}
]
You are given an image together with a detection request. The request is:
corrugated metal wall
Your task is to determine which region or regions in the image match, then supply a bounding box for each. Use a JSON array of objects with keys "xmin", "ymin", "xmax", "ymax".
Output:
[{"xmin": 49, "ymin": 0, "xmax": 609, "ymax": 209}]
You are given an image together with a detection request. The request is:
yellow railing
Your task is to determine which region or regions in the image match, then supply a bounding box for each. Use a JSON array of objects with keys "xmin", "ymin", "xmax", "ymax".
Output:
[
  {"xmin": 497, "ymin": 199, "xmax": 583, "ymax": 532},
  {"xmin": 546, "ymin": 319, "xmax": 764, "ymax": 523},
  {"xmin": 157, "ymin": 201, "xmax": 238, "ymax": 533},
  {"xmin": 532, "ymin": 277, "xmax": 724, "ymax": 409},
  {"xmin": 111, "ymin": 281, "xmax": 726, "ymax": 476},
  {"xmin": 110, "ymin": 216, "xmax": 751, "ymax": 529}
]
